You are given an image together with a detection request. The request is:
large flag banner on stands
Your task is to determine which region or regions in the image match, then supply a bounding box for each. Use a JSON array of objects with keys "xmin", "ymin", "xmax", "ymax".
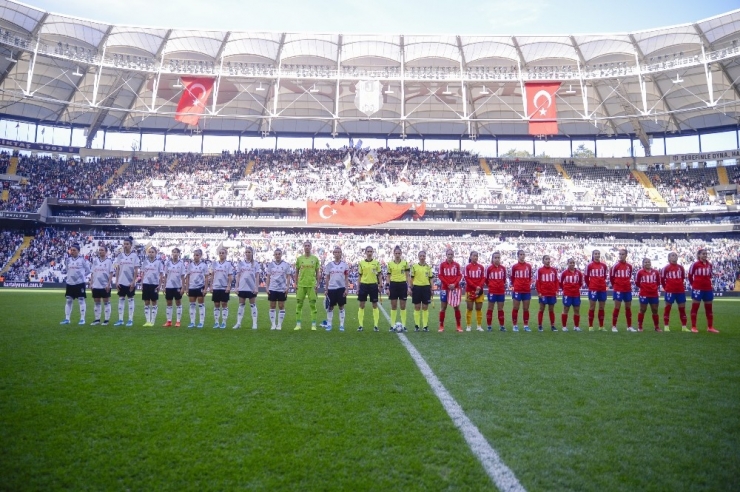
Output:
[
  {"xmin": 175, "ymin": 77, "xmax": 215, "ymax": 126},
  {"xmin": 525, "ymin": 82, "xmax": 561, "ymax": 135},
  {"xmin": 307, "ymin": 200, "xmax": 412, "ymax": 226}
]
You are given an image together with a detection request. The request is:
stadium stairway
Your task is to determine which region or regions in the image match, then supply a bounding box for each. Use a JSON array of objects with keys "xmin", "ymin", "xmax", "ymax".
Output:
[
  {"xmin": 554, "ymin": 163, "xmax": 570, "ymax": 179},
  {"xmin": 631, "ymin": 170, "xmax": 668, "ymax": 207},
  {"xmin": 0, "ymin": 235, "xmax": 33, "ymax": 275},
  {"xmin": 717, "ymin": 165, "xmax": 730, "ymax": 185},
  {"xmin": 479, "ymin": 158, "xmax": 492, "ymax": 176},
  {"xmin": 168, "ymin": 158, "xmax": 179, "ymax": 172},
  {"xmin": 94, "ymin": 161, "xmax": 130, "ymax": 199},
  {"xmin": 2, "ymin": 156, "xmax": 18, "ymax": 201},
  {"xmin": 735, "ymin": 278, "xmax": 740, "ymax": 292},
  {"xmin": 245, "ymin": 160, "xmax": 256, "ymax": 175}
]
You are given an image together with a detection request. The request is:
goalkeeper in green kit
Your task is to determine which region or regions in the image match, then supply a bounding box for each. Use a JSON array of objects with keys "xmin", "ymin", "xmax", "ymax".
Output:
[{"xmin": 294, "ymin": 240, "xmax": 321, "ymax": 330}]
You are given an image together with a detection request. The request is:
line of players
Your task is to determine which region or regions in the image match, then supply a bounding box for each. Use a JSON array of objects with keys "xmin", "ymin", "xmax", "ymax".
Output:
[{"xmin": 59, "ymin": 237, "xmax": 718, "ymax": 334}]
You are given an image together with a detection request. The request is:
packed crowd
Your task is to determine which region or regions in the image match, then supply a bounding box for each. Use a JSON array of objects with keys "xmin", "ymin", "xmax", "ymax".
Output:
[
  {"xmin": 651, "ymin": 168, "xmax": 716, "ymax": 206},
  {"xmin": 7, "ymin": 228, "xmax": 738, "ymax": 293},
  {"xmin": 0, "ymin": 229, "xmax": 24, "ymax": 273}
]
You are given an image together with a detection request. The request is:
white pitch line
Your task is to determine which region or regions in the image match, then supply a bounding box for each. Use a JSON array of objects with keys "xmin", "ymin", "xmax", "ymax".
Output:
[{"xmin": 378, "ymin": 304, "xmax": 526, "ymax": 492}]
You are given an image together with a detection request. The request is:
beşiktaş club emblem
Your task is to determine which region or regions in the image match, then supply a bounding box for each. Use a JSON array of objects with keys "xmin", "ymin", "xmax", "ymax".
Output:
[{"xmin": 354, "ymin": 80, "xmax": 383, "ymax": 117}]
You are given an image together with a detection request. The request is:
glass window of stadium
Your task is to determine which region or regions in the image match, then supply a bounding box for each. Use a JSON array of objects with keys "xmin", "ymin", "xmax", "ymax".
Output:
[
  {"xmin": 71, "ymin": 128, "xmax": 86, "ymax": 148},
  {"xmin": 240, "ymin": 136, "xmax": 276, "ymax": 151},
  {"xmin": 571, "ymin": 140, "xmax": 595, "ymax": 158},
  {"xmin": 202, "ymin": 135, "xmax": 238, "ymax": 154},
  {"xmin": 700, "ymin": 130, "xmax": 738, "ymax": 152},
  {"xmin": 595, "ymin": 138, "xmax": 631, "ymax": 158},
  {"xmin": 1, "ymin": 120, "xmax": 34, "ymax": 141},
  {"xmin": 166, "ymin": 134, "xmax": 202, "ymax": 153},
  {"xmin": 141, "ymin": 133, "xmax": 165, "ymax": 152},
  {"xmin": 665, "ymin": 134, "xmax": 700, "ymax": 155},
  {"xmin": 497, "ymin": 139, "xmax": 535, "ymax": 157},
  {"xmin": 534, "ymin": 139, "xmax": 570, "ymax": 158},
  {"xmin": 461, "ymin": 139, "xmax": 497, "ymax": 155},
  {"xmin": 274, "ymin": 137, "xmax": 313, "ymax": 150},
  {"xmin": 424, "ymin": 139, "xmax": 460, "ymax": 151},
  {"xmin": 105, "ymin": 132, "xmax": 141, "ymax": 151},
  {"xmin": 36, "ymin": 125, "xmax": 70, "ymax": 146},
  {"xmin": 388, "ymin": 138, "xmax": 422, "ymax": 150},
  {"xmin": 314, "ymin": 137, "xmax": 350, "ymax": 150}
]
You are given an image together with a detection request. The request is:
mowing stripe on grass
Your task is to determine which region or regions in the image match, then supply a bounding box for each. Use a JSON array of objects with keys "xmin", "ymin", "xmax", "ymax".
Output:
[{"xmin": 378, "ymin": 304, "xmax": 526, "ymax": 492}]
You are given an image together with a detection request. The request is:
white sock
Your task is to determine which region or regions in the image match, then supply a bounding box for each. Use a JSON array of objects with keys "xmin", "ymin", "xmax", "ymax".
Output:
[
  {"xmin": 326, "ymin": 309, "xmax": 334, "ymax": 327},
  {"xmin": 198, "ymin": 304, "xmax": 205, "ymax": 324},
  {"xmin": 151, "ymin": 305, "xmax": 158, "ymax": 323},
  {"xmin": 78, "ymin": 298, "xmax": 86, "ymax": 321},
  {"xmin": 190, "ymin": 302, "xmax": 196, "ymax": 323},
  {"xmin": 166, "ymin": 306, "xmax": 173, "ymax": 321},
  {"xmin": 214, "ymin": 307, "xmax": 221, "ymax": 324},
  {"xmin": 144, "ymin": 305, "xmax": 150, "ymax": 323},
  {"xmin": 339, "ymin": 309, "xmax": 345, "ymax": 326},
  {"xmin": 237, "ymin": 304, "xmax": 245, "ymax": 325},
  {"xmin": 278, "ymin": 309, "xmax": 285, "ymax": 328},
  {"xmin": 127, "ymin": 297, "xmax": 135, "ymax": 321},
  {"xmin": 64, "ymin": 297, "xmax": 73, "ymax": 320},
  {"xmin": 269, "ymin": 308, "xmax": 276, "ymax": 327},
  {"xmin": 176, "ymin": 305, "xmax": 182, "ymax": 322},
  {"xmin": 250, "ymin": 303, "xmax": 258, "ymax": 327},
  {"xmin": 104, "ymin": 302, "xmax": 111, "ymax": 321},
  {"xmin": 94, "ymin": 303, "xmax": 102, "ymax": 321},
  {"xmin": 118, "ymin": 298, "xmax": 125, "ymax": 320},
  {"xmin": 221, "ymin": 307, "xmax": 228, "ymax": 324}
]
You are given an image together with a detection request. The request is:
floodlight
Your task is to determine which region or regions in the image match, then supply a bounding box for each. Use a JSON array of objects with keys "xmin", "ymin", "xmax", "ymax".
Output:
[
  {"xmin": 565, "ymin": 84, "xmax": 576, "ymax": 94},
  {"xmin": 256, "ymin": 82, "xmax": 266, "ymax": 91},
  {"xmin": 73, "ymin": 66, "xmax": 83, "ymax": 77},
  {"xmin": 442, "ymin": 85, "xmax": 452, "ymax": 95},
  {"xmin": 172, "ymin": 79, "xmax": 183, "ymax": 89},
  {"xmin": 480, "ymin": 86, "xmax": 490, "ymax": 95}
]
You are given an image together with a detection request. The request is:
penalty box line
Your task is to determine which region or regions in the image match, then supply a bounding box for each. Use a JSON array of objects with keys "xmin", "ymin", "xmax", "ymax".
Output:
[{"xmin": 377, "ymin": 303, "xmax": 526, "ymax": 492}]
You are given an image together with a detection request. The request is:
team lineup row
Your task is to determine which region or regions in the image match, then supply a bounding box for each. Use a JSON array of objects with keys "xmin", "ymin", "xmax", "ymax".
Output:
[{"xmin": 58, "ymin": 237, "xmax": 719, "ymax": 333}]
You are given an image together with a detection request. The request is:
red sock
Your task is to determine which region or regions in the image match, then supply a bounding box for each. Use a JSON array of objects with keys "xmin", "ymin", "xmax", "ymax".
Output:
[
  {"xmin": 663, "ymin": 304, "xmax": 672, "ymax": 326},
  {"xmin": 454, "ymin": 309, "xmax": 461, "ymax": 325},
  {"xmin": 549, "ymin": 310, "xmax": 555, "ymax": 326},
  {"xmin": 690, "ymin": 303, "xmax": 700, "ymax": 328},
  {"xmin": 523, "ymin": 311, "xmax": 530, "ymax": 326},
  {"xmin": 588, "ymin": 309, "xmax": 595, "ymax": 327},
  {"xmin": 439, "ymin": 310, "xmax": 446, "ymax": 324},
  {"xmin": 625, "ymin": 307, "xmax": 632, "ymax": 327},
  {"xmin": 574, "ymin": 314, "xmax": 580, "ymax": 327},
  {"xmin": 598, "ymin": 309, "xmax": 605, "ymax": 328},
  {"xmin": 652, "ymin": 313, "xmax": 659, "ymax": 328},
  {"xmin": 497, "ymin": 309, "xmax": 505, "ymax": 327},
  {"xmin": 678, "ymin": 306, "xmax": 687, "ymax": 326},
  {"xmin": 638, "ymin": 312, "xmax": 644, "ymax": 330},
  {"xmin": 612, "ymin": 306, "xmax": 620, "ymax": 326},
  {"xmin": 512, "ymin": 309, "xmax": 519, "ymax": 325},
  {"xmin": 561, "ymin": 313, "xmax": 568, "ymax": 327},
  {"xmin": 486, "ymin": 309, "xmax": 493, "ymax": 326},
  {"xmin": 705, "ymin": 303, "xmax": 713, "ymax": 328},
  {"xmin": 537, "ymin": 311, "xmax": 544, "ymax": 326}
]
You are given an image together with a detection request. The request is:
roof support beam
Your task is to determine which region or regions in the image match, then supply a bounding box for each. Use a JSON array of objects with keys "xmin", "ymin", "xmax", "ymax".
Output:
[
  {"xmin": 569, "ymin": 36, "xmax": 619, "ymax": 136},
  {"xmin": 511, "ymin": 36, "xmax": 528, "ymax": 121},
  {"xmin": 332, "ymin": 34, "xmax": 342, "ymax": 137},
  {"xmin": 693, "ymin": 23, "xmax": 740, "ymax": 102},
  {"xmin": 261, "ymin": 33, "xmax": 285, "ymax": 135},
  {"xmin": 400, "ymin": 35, "xmax": 406, "ymax": 138},
  {"xmin": 210, "ymin": 32, "xmax": 231, "ymax": 116},
  {"xmin": 457, "ymin": 35, "xmax": 477, "ymax": 138}
]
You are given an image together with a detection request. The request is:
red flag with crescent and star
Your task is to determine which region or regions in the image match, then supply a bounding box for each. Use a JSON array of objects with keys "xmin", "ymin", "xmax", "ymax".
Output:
[
  {"xmin": 525, "ymin": 82, "xmax": 561, "ymax": 135},
  {"xmin": 175, "ymin": 77, "xmax": 215, "ymax": 126},
  {"xmin": 306, "ymin": 200, "xmax": 413, "ymax": 226}
]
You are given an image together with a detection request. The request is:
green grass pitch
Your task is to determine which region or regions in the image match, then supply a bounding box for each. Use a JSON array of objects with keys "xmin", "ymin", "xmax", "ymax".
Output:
[{"xmin": 1, "ymin": 290, "xmax": 738, "ymax": 491}]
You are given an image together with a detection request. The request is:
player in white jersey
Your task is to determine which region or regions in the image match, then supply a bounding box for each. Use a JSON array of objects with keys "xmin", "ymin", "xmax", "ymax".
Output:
[
  {"xmin": 265, "ymin": 248, "xmax": 293, "ymax": 330},
  {"xmin": 60, "ymin": 242, "xmax": 91, "ymax": 325},
  {"xmin": 234, "ymin": 246, "xmax": 260, "ymax": 330},
  {"xmin": 185, "ymin": 248, "xmax": 209, "ymax": 328},
  {"xmin": 162, "ymin": 248, "xmax": 187, "ymax": 327},
  {"xmin": 209, "ymin": 247, "xmax": 235, "ymax": 329},
  {"xmin": 90, "ymin": 245, "xmax": 114, "ymax": 325},
  {"xmin": 140, "ymin": 246, "xmax": 164, "ymax": 327},
  {"xmin": 113, "ymin": 236, "xmax": 140, "ymax": 327},
  {"xmin": 323, "ymin": 246, "xmax": 349, "ymax": 331}
]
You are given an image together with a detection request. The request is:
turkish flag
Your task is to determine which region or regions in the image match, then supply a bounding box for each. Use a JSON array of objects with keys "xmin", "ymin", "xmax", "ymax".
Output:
[
  {"xmin": 525, "ymin": 82, "xmax": 561, "ymax": 135},
  {"xmin": 175, "ymin": 77, "xmax": 215, "ymax": 126},
  {"xmin": 307, "ymin": 200, "xmax": 412, "ymax": 226}
]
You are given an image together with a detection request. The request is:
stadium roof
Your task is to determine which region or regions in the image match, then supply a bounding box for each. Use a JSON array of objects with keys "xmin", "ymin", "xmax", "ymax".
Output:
[{"xmin": 0, "ymin": 0, "xmax": 739, "ymax": 152}]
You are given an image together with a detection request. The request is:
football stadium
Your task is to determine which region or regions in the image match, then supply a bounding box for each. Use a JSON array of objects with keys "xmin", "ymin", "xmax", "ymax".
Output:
[{"xmin": 0, "ymin": 0, "xmax": 739, "ymax": 490}]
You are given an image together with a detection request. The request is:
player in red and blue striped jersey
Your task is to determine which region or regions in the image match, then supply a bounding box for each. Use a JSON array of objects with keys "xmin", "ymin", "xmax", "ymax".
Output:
[
  {"xmin": 609, "ymin": 248, "xmax": 634, "ymax": 333},
  {"xmin": 485, "ymin": 251, "xmax": 507, "ymax": 332},
  {"xmin": 661, "ymin": 252, "xmax": 688, "ymax": 332},
  {"xmin": 560, "ymin": 258, "xmax": 584, "ymax": 331},
  {"xmin": 688, "ymin": 249, "xmax": 718, "ymax": 333},
  {"xmin": 635, "ymin": 258, "xmax": 661, "ymax": 332},
  {"xmin": 535, "ymin": 255, "xmax": 559, "ymax": 332}
]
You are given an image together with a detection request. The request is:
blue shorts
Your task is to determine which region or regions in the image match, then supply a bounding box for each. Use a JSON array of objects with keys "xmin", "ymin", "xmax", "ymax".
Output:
[
  {"xmin": 612, "ymin": 291, "xmax": 632, "ymax": 302},
  {"xmin": 588, "ymin": 290, "xmax": 607, "ymax": 302},
  {"xmin": 562, "ymin": 296, "xmax": 581, "ymax": 307},
  {"xmin": 487, "ymin": 293, "xmax": 506, "ymax": 303},
  {"xmin": 538, "ymin": 295, "xmax": 557, "ymax": 305},
  {"xmin": 664, "ymin": 292, "xmax": 686, "ymax": 304},
  {"xmin": 639, "ymin": 296, "xmax": 659, "ymax": 305},
  {"xmin": 691, "ymin": 290, "xmax": 714, "ymax": 302},
  {"xmin": 512, "ymin": 292, "xmax": 531, "ymax": 302}
]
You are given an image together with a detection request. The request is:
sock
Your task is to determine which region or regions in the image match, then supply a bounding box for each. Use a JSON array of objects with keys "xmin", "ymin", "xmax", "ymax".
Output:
[
  {"xmin": 574, "ymin": 314, "xmax": 580, "ymax": 327},
  {"xmin": 597, "ymin": 309, "xmax": 605, "ymax": 328},
  {"xmin": 705, "ymin": 303, "xmax": 713, "ymax": 328},
  {"xmin": 523, "ymin": 311, "xmax": 530, "ymax": 326},
  {"xmin": 638, "ymin": 312, "xmax": 644, "ymax": 329},
  {"xmin": 251, "ymin": 304, "xmax": 258, "ymax": 327},
  {"xmin": 414, "ymin": 310, "xmax": 421, "ymax": 327},
  {"xmin": 422, "ymin": 310, "xmax": 429, "ymax": 327},
  {"xmin": 214, "ymin": 307, "xmax": 221, "ymax": 324},
  {"xmin": 400, "ymin": 309, "xmax": 407, "ymax": 326},
  {"xmin": 373, "ymin": 308, "xmax": 379, "ymax": 327},
  {"xmin": 561, "ymin": 312, "xmax": 568, "ymax": 327},
  {"xmin": 127, "ymin": 298, "xmax": 135, "ymax": 321},
  {"xmin": 512, "ymin": 308, "xmax": 519, "ymax": 325},
  {"xmin": 198, "ymin": 304, "xmax": 205, "ymax": 324},
  {"xmin": 326, "ymin": 309, "xmax": 334, "ymax": 327},
  {"xmin": 104, "ymin": 302, "xmax": 111, "ymax": 321},
  {"xmin": 237, "ymin": 304, "xmax": 245, "ymax": 325},
  {"xmin": 498, "ymin": 309, "xmax": 505, "ymax": 327},
  {"xmin": 118, "ymin": 298, "xmax": 125, "ymax": 320},
  {"xmin": 167, "ymin": 306, "xmax": 173, "ymax": 321},
  {"xmin": 588, "ymin": 308, "xmax": 595, "ymax": 327},
  {"xmin": 390, "ymin": 309, "xmax": 397, "ymax": 325},
  {"xmin": 652, "ymin": 313, "xmax": 659, "ymax": 328},
  {"xmin": 190, "ymin": 302, "xmax": 197, "ymax": 323},
  {"xmin": 548, "ymin": 310, "xmax": 555, "ymax": 326},
  {"xmin": 78, "ymin": 298, "xmax": 86, "ymax": 320},
  {"xmin": 663, "ymin": 304, "xmax": 672, "ymax": 326},
  {"xmin": 94, "ymin": 302, "xmax": 102, "ymax": 321},
  {"xmin": 475, "ymin": 310, "xmax": 482, "ymax": 327},
  {"xmin": 309, "ymin": 300, "xmax": 317, "ymax": 324},
  {"xmin": 612, "ymin": 306, "xmax": 620, "ymax": 326},
  {"xmin": 454, "ymin": 309, "xmax": 461, "ymax": 325},
  {"xmin": 221, "ymin": 307, "xmax": 228, "ymax": 324},
  {"xmin": 176, "ymin": 305, "xmax": 182, "ymax": 322},
  {"xmin": 439, "ymin": 309, "xmax": 446, "ymax": 324},
  {"xmin": 269, "ymin": 308, "xmax": 276, "ymax": 326},
  {"xmin": 690, "ymin": 303, "xmax": 700, "ymax": 328},
  {"xmin": 151, "ymin": 305, "xmax": 158, "ymax": 323},
  {"xmin": 339, "ymin": 309, "xmax": 345, "ymax": 326},
  {"xmin": 358, "ymin": 307, "xmax": 365, "ymax": 326},
  {"xmin": 486, "ymin": 309, "xmax": 493, "ymax": 326},
  {"xmin": 144, "ymin": 305, "xmax": 150, "ymax": 323},
  {"xmin": 538, "ymin": 311, "xmax": 544, "ymax": 326},
  {"xmin": 625, "ymin": 307, "xmax": 632, "ymax": 327},
  {"xmin": 678, "ymin": 306, "xmax": 687, "ymax": 326},
  {"xmin": 466, "ymin": 310, "xmax": 472, "ymax": 326},
  {"xmin": 278, "ymin": 309, "xmax": 285, "ymax": 327}
]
